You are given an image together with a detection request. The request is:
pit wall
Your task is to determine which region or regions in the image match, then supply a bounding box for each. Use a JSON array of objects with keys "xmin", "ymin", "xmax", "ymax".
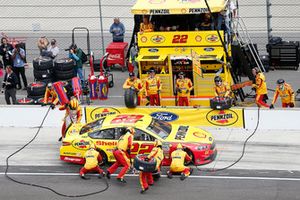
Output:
[{"xmin": 0, "ymin": 106, "xmax": 299, "ymax": 130}]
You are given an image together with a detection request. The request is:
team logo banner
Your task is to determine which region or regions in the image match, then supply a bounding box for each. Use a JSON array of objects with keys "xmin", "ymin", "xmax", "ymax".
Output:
[{"xmin": 85, "ymin": 107, "xmax": 244, "ymax": 128}]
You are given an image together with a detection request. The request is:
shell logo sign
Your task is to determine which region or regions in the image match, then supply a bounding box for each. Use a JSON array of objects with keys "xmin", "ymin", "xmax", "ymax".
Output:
[
  {"xmin": 151, "ymin": 35, "xmax": 165, "ymax": 43},
  {"xmin": 206, "ymin": 109, "xmax": 239, "ymax": 126}
]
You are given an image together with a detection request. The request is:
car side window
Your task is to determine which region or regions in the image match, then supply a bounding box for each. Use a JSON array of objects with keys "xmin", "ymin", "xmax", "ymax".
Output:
[
  {"xmin": 88, "ymin": 128, "xmax": 115, "ymax": 139},
  {"xmin": 134, "ymin": 129, "xmax": 155, "ymax": 141},
  {"xmin": 115, "ymin": 127, "xmax": 126, "ymax": 139}
]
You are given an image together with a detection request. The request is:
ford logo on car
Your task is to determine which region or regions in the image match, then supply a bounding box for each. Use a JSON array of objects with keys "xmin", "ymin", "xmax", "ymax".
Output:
[
  {"xmin": 148, "ymin": 48, "xmax": 159, "ymax": 52},
  {"xmin": 150, "ymin": 112, "xmax": 179, "ymax": 122},
  {"xmin": 204, "ymin": 47, "xmax": 214, "ymax": 52}
]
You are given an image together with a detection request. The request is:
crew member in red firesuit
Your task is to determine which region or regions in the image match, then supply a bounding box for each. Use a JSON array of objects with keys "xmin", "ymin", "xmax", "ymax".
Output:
[
  {"xmin": 139, "ymin": 139, "xmax": 164, "ymax": 194},
  {"xmin": 144, "ymin": 68, "xmax": 162, "ymax": 106},
  {"xmin": 42, "ymin": 82, "xmax": 59, "ymax": 108},
  {"xmin": 176, "ymin": 72, "xmax": 193, "ymax": 106},
  {"xmin": 213, "ymin": 76, "xmax": 231, "ymax": 98},
  {"xmin": 270, "ymin": 79, "xmax": 295, "ymax": 109},
  {"xmin": 123, "ymin": 72, "xmax": 143, "ymax": 105},
  {"xmin": 59, "ymin": 97, "xmax": 82, "ymax": 141},
  {"xmin": 252, "ymin": 67, "xmax": 269, "ymax": 107},
  {"xmin": 79, "ymin": 143, "xmax": 105, "ymax": 179},
  {"xmin": 106, "ymin": 127, "xmax": 135, "ymax": 183},
  {"xmin": 167, "ymin": 143, "xmax": 192, "ymax": 181}
]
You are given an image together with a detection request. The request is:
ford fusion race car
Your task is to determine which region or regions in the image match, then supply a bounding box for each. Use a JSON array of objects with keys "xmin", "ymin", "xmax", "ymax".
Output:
[{"xmin": 60, "ymin": 114, "xmax": 217, "ymax": 166}]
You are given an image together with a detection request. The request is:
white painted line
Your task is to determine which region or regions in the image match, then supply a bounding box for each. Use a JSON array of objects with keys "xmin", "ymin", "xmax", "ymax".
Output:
[{"xmin": 1, "ymin": 172, "xmax": 300, "ymax": 182}]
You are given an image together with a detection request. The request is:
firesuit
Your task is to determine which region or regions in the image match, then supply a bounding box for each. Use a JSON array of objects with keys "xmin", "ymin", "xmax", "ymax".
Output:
[
  {"xmin": 43, "ymin": 83, "xmax": 59, "ymax": 106},
  {"xmin": 59, "ymin": 98, "xmax": 82, "ymax": 140},
  {"xmin": 214, "ymin": 76, "xmax": 231, "ymax": 98},
  {"xmin": 144, "ymin": 69, "xmax": 162, "ymax": 106},
  {"xmin": 167, "ymin": 144, "xmax": 192, "ymax": 181},
  {"xmin": 139, "ymin": 140, "xmax": 164, "ymax": 194},
  {"xmin": 106, "ymin": 127, "xmax": 135, "ymax": 183},
  {"xmin": 123, "ymin": 72, "xmax": 143, "ymax": 105},
  {"xmin": 79, "ymin": 144, "xmax": 105, "ymax": 179},
  {"xmin": 176, "ymin": 72, "xmax": 193, "ymax": 106},
  {"xmin": 252, "ymin": 68, "xmax": 269, "ymax": 108},
  {"xmin": 270, "ymin": 79, "xmax": 295, "ymax": 108}
]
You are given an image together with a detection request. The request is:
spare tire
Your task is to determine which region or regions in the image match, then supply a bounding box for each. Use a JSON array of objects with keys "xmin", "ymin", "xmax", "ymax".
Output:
[
  {"xmin": 27, "ymin": 82, "xmax": 46, "ymax": 96},
  {"xmin": 16, "ymin": 97, "xmax": 34, "ymax": 105},
  {"xmin": 54, "ymin": 58, "xmax": 75, "ymax": 71},
  {"xmin": 34, "ymin": 69, "xmax": 53, "ymax": 80},
  {"xmin": 124, "ymin": 88, "xmax": 137, "ymax": 108},
  {"xmin": 54, "ymin": 69, "xmax": 75, "ymax": 81},
  {"xmin": 133, "ymin": 154, "xmax": 156, "ymax": 172},
  {"xmin": 33, "ymin": 57, "xmax": 53, "ymax": 70}
]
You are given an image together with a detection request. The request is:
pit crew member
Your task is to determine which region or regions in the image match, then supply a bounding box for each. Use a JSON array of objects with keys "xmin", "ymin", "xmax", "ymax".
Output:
[
  {"xmin": 176, "ymin": 72, "xmax": 193, "ymax": 106},
  {"xmin": 270, "ymin": 79, "xmax": 295, "ymax": 108},
  {"xmin": 213, "ymin": 76, "xmax": 231, "ymax": 98},
  {"xmin": 42, "ymin": 82, "xmax": 59, "ymax": 108},
  {"xmin": 123, "ymin": 72, "xmax": 143, "ymax": 105},
  {"xmin": 252, "ymin": 67, "xmax": 269, "ymax": 108},
  {"xmin": 144, "ymin": 68, "xmax": 162, "ymax": 106}
]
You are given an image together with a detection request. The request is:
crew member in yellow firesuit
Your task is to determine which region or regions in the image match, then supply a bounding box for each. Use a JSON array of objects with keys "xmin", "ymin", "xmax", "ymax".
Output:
[
  {"xmin": 42, "ymin": 83, "xmax": 59, "ymax": 108},
  {"xmin": 214, "ymin": 76, "xmax": 231, "ymax": 98},
  {"xmin": 79, "ymin": 143, "xmax": 105, "ymax": 180},
  {"xmin": 59, "ymin": 97, "xmax": 82, "ymax": 141},
  {"xmin": 252, "ymin": 67, "xmax": 269, "ymax": 108},
  {"xmin": 144, "ymin": 68, "xmax": 162, "ymax": 106},
  {"xmin": 167, "ymin": 143, "xmax": 192, "ymax": 181},
  {"xmin": 176, "ymin": 72, "xmax": 193, "ymax": 106},
  {"xmin": 270, "ymin": 79, "xmax": 295, "ymax": 109},
  {"xmin": 106, "ymin": 127, "xmax": 135, "ymax": 183},
  {"xmin": 123, "ymin": 72, "xmax": 143, "ymax": 105},
  {"xmin": 139, "ymin": 139, "xmax": 164, "ymax": 194}
]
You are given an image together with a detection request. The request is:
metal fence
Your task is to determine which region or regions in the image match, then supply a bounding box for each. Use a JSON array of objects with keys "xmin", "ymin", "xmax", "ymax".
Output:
[{"xmin": 0, "ymin": 0, "xmax": 299, "ymax": 61}]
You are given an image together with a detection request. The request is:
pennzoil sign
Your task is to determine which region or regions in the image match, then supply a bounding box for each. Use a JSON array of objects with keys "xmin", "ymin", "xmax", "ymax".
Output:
[
  {"xmin": 206, "ymin": 109, "xmax": 239, "ymax": 126},
  {"xmin": 151, "ymin": 35, "xmax": 165, "ymax": 43}
]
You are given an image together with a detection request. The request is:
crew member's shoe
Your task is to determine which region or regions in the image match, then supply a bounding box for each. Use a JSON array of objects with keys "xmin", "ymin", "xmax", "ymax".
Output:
[
  {"xmin": 140, "ymin": 187, "xmax": 149, "ymax": 194},
  {"xmin": 117, "ymin": 178, "xmax": 127, "ymax": 183},
  {"xmin": 180, "ymin": 173, "xmax": 186, "ymax": 181},
  {"xmin": 106, "ymin": 171, "xmax": 111, "ymax": 179},
  {"xmin": 80, "ymin": 174, "xmax": 90, "ymax": 180},
  {"xmin": 167, "ymin": 171, "xmax": 173, "ymax": 179}
]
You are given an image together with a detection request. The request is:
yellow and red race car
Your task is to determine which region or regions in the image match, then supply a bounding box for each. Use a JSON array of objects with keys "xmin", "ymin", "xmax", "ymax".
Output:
[{"xmin": 60, "ymin": 114, "xmax": 217, "ymax": 166}]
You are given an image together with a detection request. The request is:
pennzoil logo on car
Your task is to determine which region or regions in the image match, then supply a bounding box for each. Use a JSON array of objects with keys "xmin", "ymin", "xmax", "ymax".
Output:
[
  {"xmin": 206, "ymin": 34, "xmax": 219, "ymax": 42},
  {"xmin": 90, "ymin": 107, "xmax": 121, "ymax": 121},
  {"xmin": 206, "ymin": 109, "xmax": 238, "ymax": 126},
  {"xmin": 150, "ymin": 111, "xmax": 179, "ymax": 122},
  {"xmin": 72, "ymin": 139, "xmax": 92, "ymax": 150},
  {"xmin": 151, "ymin": 35, "xmax": 165, "ymax": 43}
]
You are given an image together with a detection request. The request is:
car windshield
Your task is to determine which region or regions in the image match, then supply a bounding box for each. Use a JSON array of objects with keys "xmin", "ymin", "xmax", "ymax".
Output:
[
  {"xmin": 146, "ymin": 119, "xmax": 172, "ymax": 139},
  {"xmin": 79, "ymin": 119, "xmax": 104, "ymax": 135}
]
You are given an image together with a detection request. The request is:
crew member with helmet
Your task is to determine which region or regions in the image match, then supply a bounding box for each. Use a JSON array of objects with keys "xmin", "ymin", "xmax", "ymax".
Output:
[
  {"xmin": 252, "ymin": 67, "xmax": 269, "ymax": 107},
  {"xmin": 176, "ymin": 72, "xmax": 193, "ymax": 106},
  {"xmin": 106, "ymin": 127, "xmax": 135, "ymax": 183},
  {"xmin": 214, "ymin": 76, "xmax": 231, "ymax": 98},
  {"xmin": 167, "ymin": 143, "xmax": 192, "ymax": 181},
  {"xmin": 123, "ymin": 72, "xmax": 143, "ymax": 105},
  {"xmin": 140, "ymin": 15, "xmax": 154, "ymax": 33},
  {"xmin": 42, "ymin": 82, "xmax": 59, "ymax": 108},
  {"xmin": 59, "ymin": 97, "xmax": 82, "ymax": 141},
  {"xmin": 139, "ymin": 139, "xmax": 164, "ymax": 194},
  {"xmin": 270, "ymin": 79, "xmax": 295, "ymax": 109},
  {"xmin": 144, "ymin": 68, "xmax": 162, "ymax": 106},
  {"xmin": 79, "ymin": 143, "xmax": 105, "ymax": 179}
]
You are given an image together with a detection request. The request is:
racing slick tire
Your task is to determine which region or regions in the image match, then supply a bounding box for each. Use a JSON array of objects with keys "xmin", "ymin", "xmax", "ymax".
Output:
[
  {"xmin": 133, "ymin": 154, "xmax": 157, "ymax": 173},
  {"xmin": 33, "ymin": 69, "xmax": 53, "ymax": 80},
  {"xmin": 33, "ymin": 56, "xmax": 53, "ymax": 70},
  {"xmin": 16, "ymin": 97, "xmax": 34, "ymax": 105},
  {"xmin": 54, "ymin": 69, "xmax": 75, "ymax": 81},
  {"xmin": 27, "ymin": 82, "xmax": 46, "ymax": 97},
  {"xmin": 124, "ymin": 88, "xmax": 137, "ymax": 108},
  {"xmin": 54, "ymin": 58, "xmax": 75, "ymax": 71}
]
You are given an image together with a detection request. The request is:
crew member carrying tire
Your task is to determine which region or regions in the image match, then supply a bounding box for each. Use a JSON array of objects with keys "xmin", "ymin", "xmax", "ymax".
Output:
[
  {"xmin": 144, "ymin": 68, "xmax": 162, "ymax": 106},
  {"xmin": 123, "ymin": 72, "xmax": 143, "ymax": 106},
  {"xmin": 139, "ymin": 139, "xmax": 164, "ymax": 194},
  {"xmin": 106, "ymin": 127, "xmax": 135, "ymax": 183},
  {"xmin": 214, "ymin": 76, "xmax": 231, "ymax": 98},
  {"xmin": 270, "ymin": 79, "xmax": 295, "ymax": 109},
  {"xmin": 252, "ymin": 67, "xmax": 269, "ymax": 108},
  {"xmin": 167, "ymin": 143, "xmax": 192, "ymax": 181},
  {"xmin": 79, "ymin": 143, "xmax": 105, "ymax": 180},
  {"xmin": 59, "ymin": 97, "xmax": 82, "ymax": 141},
  {"xmin": 176, "ymin": 72, "xmax": 193, "ymax": 106},
  {"xmin": 42, "ymin": 83, "xmax": 59, "ymax": 108}
]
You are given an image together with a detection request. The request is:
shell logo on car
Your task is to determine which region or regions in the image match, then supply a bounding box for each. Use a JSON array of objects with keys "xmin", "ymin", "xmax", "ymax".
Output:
[
  {"xmin": 206, "ymin": 109, "xmax": 239, "ymax": 126},
  {"xmin": 151, "ymin": 35, "xmax": 165, "ymax": 43}
]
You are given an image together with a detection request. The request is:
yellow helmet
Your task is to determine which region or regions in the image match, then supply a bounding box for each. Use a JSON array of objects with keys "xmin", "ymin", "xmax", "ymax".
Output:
[
  {"xmin": 126, "ymin": 126, "xmax": 135, "ymax": 135},
  {"xmin": 69, "ymin": 98, "xmax": 79, "ymax": 110},
  {"xmin": 177, "ymin": 143, "xmax": 183, "ymax": 149},
  {"xmin": 154, "ymin": 139, "xmax": 162, "ymax": 147}
]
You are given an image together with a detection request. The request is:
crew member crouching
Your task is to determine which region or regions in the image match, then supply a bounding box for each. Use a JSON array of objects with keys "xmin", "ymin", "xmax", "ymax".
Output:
[
  {"xmin": 42, "ymin": 82, "xmax": 59, "ymax": 109},
  {"xmin": 270, "ymin": 79, "xmax": 295, "ymax": 109}
]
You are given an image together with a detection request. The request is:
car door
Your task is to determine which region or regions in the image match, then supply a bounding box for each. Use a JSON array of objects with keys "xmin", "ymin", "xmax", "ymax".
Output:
[{"xmin": 131, "ymin": 128, "xmax": 156, "ymax": 158}]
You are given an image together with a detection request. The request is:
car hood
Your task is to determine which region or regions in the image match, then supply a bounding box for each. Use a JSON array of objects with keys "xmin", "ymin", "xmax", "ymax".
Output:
[{"xmin": 165, "ymin": 125, "xmax": 214, "ymax": 144}]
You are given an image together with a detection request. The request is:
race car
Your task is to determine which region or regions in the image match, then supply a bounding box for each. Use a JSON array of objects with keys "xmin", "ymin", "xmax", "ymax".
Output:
[{"xmin": 60, "ymin": 113, "xmax": 217, "ymax": 166}]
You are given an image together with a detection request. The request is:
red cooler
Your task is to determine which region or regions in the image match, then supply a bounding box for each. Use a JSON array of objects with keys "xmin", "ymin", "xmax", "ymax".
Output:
[{"xmin": 106, "ymin": 42, "xmax": 128, "ymax": 71}]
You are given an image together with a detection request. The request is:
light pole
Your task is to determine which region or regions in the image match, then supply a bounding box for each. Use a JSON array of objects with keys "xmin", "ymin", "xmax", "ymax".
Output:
[{"xmin": 98, "ymin": 0, "xmax": 105, "ymax": 55}]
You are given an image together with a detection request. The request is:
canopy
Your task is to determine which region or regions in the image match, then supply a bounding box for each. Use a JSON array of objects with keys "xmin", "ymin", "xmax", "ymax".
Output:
[{"xmin": 131, "ymin": 0, "xmax": 227, "ymax": 15}]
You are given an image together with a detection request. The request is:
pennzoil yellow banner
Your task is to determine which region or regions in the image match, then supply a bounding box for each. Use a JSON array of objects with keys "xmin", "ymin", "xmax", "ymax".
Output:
[{"xmin": 85, "ymin": 107, "xmax": 244, "ymax": 128}]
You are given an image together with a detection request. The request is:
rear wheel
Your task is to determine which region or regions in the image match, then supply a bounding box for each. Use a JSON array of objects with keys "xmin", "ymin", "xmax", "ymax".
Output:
[
  {"xmin": 99, "ymin": 150, "xmax": 108, "ymax": 166},
  {"xmin": 185, "ymin": 149, "xmax": 194, "ymax": 165}
]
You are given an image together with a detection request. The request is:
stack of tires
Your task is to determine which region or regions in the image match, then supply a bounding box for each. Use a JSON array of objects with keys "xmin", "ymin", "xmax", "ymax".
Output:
[
  {"xmin": 33, "ymin": 57, "xmax": 53, "ymax": 83},
  {"xmin": 54, "ymin": 58, "xmax": 75, "ymax": 81},
  {"xmin": 16, "ymin": 82, "xmax": 47, "ymax": 105}
]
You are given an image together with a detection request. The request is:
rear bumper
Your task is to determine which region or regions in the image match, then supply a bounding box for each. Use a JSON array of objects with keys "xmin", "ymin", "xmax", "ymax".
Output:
[{"xmin": 60, "ymin": 155, "xmax": 84, "ymax": 165}]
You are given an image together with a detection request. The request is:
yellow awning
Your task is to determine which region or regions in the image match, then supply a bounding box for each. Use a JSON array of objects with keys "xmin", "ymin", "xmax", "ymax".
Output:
[
  {"xmin": 131, "ymin": 0, "xmax": 227, "ymax": 15},
  {"xmin": 137, "ymin": 54, "xmax": 168, "ymax": 62}
]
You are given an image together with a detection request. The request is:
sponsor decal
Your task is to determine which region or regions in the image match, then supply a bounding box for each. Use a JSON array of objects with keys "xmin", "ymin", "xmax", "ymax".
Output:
[
  {"xmin": 195, "ymin": 35, "xmax": 202, "ymax": 42},
  {"xmin": 149, "ymin": 9, "xmax": 170, "ymax": 14},
  {"xmin": 96, "ymin": 141, "xmax": 117, "ymax": 146},
  {"xmin": 63, "ymin": 157, "xmax": 82, "ymax": 162},
  {"xmin": 188, "ymin": 8, "xmax": 208, "ymax": 14},
  {"xmin": 150, "ymin": 111, "xmax": 179, "ymax": 122},
  {"xmin": 148, "ymin": 48, "xmax": 159, "ymax": 52},
  {"xmin": 206, "ymin": 34, "xmax": 219, "ymax": 42},
  {"xmin": 151, "ymin": 35, "xmax": 165, "ymax": 43},
  {"xmin": 72, "ymin": 139, "xmax": 93, "ymax": 150},
  {"xmin": 108, "ymin": 54, "xmax": 121, "ymax": 60},
  {"xmin": 90, "ymin": 107, "xmax": 120, "ymax": 121},
  {"xmin": 204, "ymin": 47, "xmax": 215, "ymax": 52},
  {"xmin": 141, "ymin": 36, "xmax": 147, "ymax": 43},
  {"xmin": 193, "ymin": 132, "xmax": 206, "ymax": 139},
  {"xmin": 206, "ymin": 109, "xmax": 238, "ymax": 126}
]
